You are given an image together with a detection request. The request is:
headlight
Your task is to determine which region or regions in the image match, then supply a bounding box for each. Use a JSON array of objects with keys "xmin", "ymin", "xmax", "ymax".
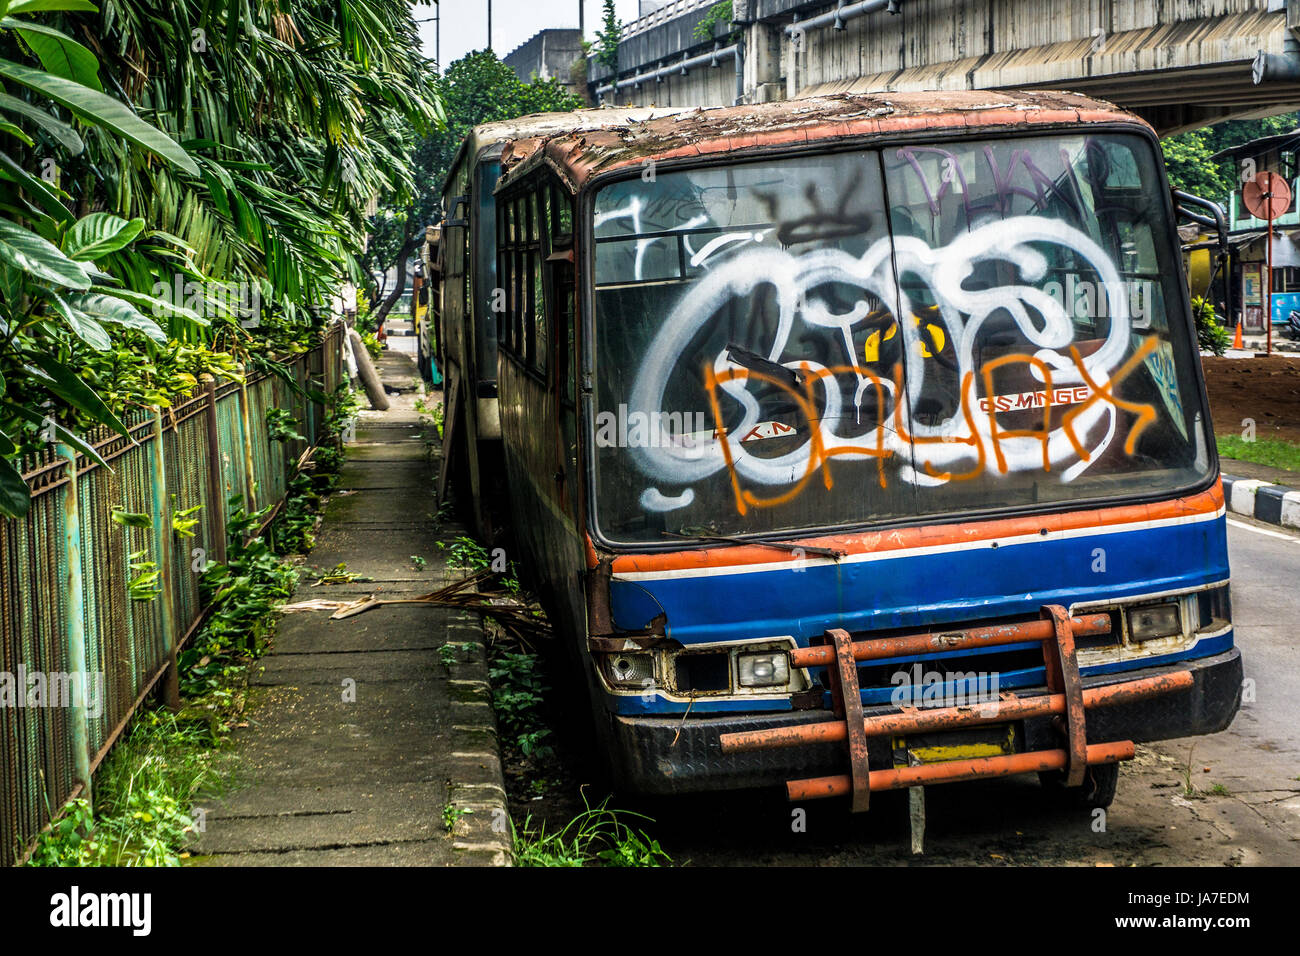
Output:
[
  {"xmin": 603, "ymin": 652, "xmax": 654, "ymax": 687},
  {"xmin": 737, "ymin": 650, "xmax": 790, "ymax": 688},
  {"xmin": 1127, "ymin": 603, "xmax": 1182, "ymax": 643}
]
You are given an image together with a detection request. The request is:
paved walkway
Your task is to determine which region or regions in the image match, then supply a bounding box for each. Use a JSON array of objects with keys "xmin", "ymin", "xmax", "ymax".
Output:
[{"xmin": 191, "ymin": 347, "xmax": 509, "ymax": 866}]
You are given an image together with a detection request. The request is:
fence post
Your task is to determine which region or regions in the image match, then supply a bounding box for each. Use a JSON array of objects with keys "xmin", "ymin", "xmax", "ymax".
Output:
[
  {"xmin": 57, "ymin": 442, "xmax": 93, "ymax": 809},
  {"xmin": 201, "ymin": 375, "xmax": 228, "ymax": 566},
  {"xmin": 150, "ymin": 408, "xmax": 180, "ymax": 711},
  {"xmin": 236, "ymin": 365, "xmax": 257, "ymax": 512}
]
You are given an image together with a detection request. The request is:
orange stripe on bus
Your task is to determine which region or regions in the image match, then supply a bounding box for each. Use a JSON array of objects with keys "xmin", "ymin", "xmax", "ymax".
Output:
[{"xmin": 606, "ymin": 482, "xmax": 1223, "ymax": 575}]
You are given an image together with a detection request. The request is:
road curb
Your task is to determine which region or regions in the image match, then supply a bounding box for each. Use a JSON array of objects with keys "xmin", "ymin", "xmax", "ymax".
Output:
[
  {"xmin": 444, "ymin": 610, "xmax": 513, "ymax": 866},
  {"xmin": 1221, "ymin": 473, "xmax": 1300, "ymax": 530}
]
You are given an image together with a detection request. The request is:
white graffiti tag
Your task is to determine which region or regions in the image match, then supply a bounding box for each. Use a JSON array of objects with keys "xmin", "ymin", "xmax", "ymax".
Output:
[{"xmin": 626, "ymin": 216, "xmax": 1143, "ymax": 511}]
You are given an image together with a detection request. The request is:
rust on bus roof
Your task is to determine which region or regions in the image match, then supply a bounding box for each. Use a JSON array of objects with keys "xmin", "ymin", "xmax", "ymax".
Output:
[
  {"xmin": 496, "ymin": 90, "xmax": 1146, "ymax": 193},
  {"xmin": 442, "ymin": 105, "xmax": 691, "ymax": 196}
]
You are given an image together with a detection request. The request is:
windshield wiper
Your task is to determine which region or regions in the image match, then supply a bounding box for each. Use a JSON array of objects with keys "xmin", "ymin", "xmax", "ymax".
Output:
[
  {"xmin": 662, "ymin": 528, "xmax": 844, "ymax": 560},
  {"xmin": 726, "ymin": 344, "xmax": 801, "ymax": 391}
]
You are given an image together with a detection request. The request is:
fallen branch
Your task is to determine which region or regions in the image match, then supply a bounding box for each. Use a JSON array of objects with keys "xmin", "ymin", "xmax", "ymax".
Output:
[{"xmin": 278, "ymin": 569, "xmax": 550, "ymax": 646}]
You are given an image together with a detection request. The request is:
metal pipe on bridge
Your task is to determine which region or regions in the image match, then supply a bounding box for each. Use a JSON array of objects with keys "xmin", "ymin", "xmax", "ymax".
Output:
[
  {"xmin": 783, "ymin": 0, "xmax": 902, "ymax": 38},
  {"xmin": 596, "ymin": 43, "xmax": 738, "ymax": 97},
  {"xmin": 1253, "ymin": 33, "xmax": 1300, "ymax": 84}
]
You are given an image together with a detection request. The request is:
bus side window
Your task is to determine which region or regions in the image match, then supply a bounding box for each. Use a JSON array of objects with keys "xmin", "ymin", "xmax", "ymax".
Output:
[
  {"xmin": 547, "ymin": 184, "xmax": 575, "ymax": 404},
  {"xmin": 526, "ymin": 189, "xmax": 542, "ymax": 375},
  {"xmin": 514, "ymin": 196, "xmax": 526, "ymax": 362},
  {"xmin": 496, "ymin": 202, "xmax": 510, "ymax": 350}
]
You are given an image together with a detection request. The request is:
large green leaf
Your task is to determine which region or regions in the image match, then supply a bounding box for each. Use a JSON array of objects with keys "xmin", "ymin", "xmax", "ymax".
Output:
[
  {"xmin": 2, "ymin": 399, "xmax": 112, "ymax": 468},
  {"xmin": 0, "ymin": 58, "xmax": 198, "ymax": 176},
  {"xmin": 95, "ymin": 285, "xmax": 207, "ymax": 326},
  {"xmin": 4, "ymin": 19, "xmax": 102, "ymax": 90},
  {"xmin": 0, "ymin": 217, "xmax": 88, "ymax": 286},
  {"xmin": 66, "ymin": 291, "xmax": 165, "ymax": 343},
  {"xmin": 45, "ymin": 289, "xmax": 109, "ymax": 348},
  {"xmin": 0, "ymin": 91, "xmax": 82, "ymax": 153},
  {"xmin": 64, "ymin": 212, "xmax": 144, "ymax": 260},
  {"xmin": 6, "ymin": 1, "xmax": 99, "ymax": 12},
  {"xmin": 0, "ymin": 118, "xmax": 32, "ymax": 145},
  {"xmin": 27, "ymin": 353, "xmax": 127, "ymax": 436},
  {"xmin": 0, "ymin": 455, "xmax": 30, "ymax": 518},
  {"xmin": 0, "ymin": 149, "xmax": 74, "ymax": 224}
]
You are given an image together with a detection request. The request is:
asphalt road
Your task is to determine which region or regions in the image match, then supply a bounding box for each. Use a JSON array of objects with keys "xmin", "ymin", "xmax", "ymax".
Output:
[{"xmin": 618, "ymin": 516, "xmax": 1300, "ymax": 867}]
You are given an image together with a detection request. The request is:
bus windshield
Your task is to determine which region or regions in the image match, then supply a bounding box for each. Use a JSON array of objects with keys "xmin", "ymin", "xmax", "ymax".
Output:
[{"xmin": 590, "ymin": 132, "xmax": 1212, "ymax": 546}]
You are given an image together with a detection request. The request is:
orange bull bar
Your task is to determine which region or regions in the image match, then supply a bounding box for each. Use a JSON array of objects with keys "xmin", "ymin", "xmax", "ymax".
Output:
[{"xmin": 718, "ymin": 605, "xmax": 1194, "ymax": 812}]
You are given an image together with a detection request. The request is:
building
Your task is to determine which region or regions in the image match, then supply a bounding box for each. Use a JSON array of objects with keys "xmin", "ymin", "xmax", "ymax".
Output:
[
  {"xmin": 1212, "ymin": 128, "xmax": 1300, "ymax": 333},
  {"xmin": 502, "ymin": 28, "xmax": 585, "ymax": 98}
]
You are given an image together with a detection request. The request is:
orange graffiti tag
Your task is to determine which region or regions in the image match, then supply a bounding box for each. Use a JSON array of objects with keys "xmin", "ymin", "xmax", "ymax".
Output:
[{"xmin": 701, "ymin": 337, "xmax": 1162, "ymax": 516}]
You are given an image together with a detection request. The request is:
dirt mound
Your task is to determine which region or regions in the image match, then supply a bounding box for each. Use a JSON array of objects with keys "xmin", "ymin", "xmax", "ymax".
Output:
[{"xmin": 1202, "ymin": 355, "xmax": 1300, "ymax": 443}]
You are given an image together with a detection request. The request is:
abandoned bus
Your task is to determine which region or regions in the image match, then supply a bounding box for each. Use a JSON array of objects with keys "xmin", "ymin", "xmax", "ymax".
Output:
[
  {"xmin": 487, "ymin": 91, "xmax": 1241, "ymax": 810},
  {"xmin": 436, "ymin": 107, "xmax": 686, "ymax": 536}
]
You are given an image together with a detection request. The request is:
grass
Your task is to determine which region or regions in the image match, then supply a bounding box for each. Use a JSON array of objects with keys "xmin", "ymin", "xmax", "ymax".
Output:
[
  {"xmin": 25, "ymin": 711, "xmax": 227, "ymax": 867},
  {"xmin": 1217, "ymin": 434, "xmax": 1300, "ymax": 473},
  {"xmin": 510, "ymin": 794, "xmax": 673, "ymax": 867}
]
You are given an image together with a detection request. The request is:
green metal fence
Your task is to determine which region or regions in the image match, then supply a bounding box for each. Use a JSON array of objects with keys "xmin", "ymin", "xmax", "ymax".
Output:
[{"xmin": 0, "ymin": 324, "xmax": 344, "ymax": 866}]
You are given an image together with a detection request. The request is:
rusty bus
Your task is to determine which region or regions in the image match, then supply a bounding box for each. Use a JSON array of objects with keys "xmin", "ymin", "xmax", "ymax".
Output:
[
  {"xmin": 436, "ymin": 108, "xmax": 686, "ymax": 537},
  {"xmin": 454, "ymin": 91, "xmax": 1241, "ymax": 812}
]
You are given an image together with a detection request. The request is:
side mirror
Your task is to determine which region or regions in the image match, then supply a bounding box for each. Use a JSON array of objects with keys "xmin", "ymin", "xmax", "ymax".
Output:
[{"xmin": 1173, "ymin": 190, "xmax": 1228, "ymax": 292}]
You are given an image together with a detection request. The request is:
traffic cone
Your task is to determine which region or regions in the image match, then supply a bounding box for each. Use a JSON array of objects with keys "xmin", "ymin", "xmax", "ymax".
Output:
[{"xmin": 1233, "ymin": 320, "xmax": 1243, "ymax": 350}]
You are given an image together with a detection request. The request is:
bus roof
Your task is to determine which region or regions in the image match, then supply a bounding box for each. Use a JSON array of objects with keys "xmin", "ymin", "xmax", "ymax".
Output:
[
  {"xmin": 441, "ymin": 105, "xmax": 691, "ymax": 196},
  {"xmin": 497, "ymin": 90, "xmax": 1148, "ymax": 192}
]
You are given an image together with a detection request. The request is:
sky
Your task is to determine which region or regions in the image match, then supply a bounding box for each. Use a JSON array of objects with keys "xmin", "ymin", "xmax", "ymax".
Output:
[{"xmin": 415, "ymin": 0, "xmax": 646, "ymax": 71}]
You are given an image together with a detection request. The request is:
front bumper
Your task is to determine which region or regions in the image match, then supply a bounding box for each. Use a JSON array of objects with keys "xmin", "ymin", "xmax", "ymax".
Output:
[{"xmin": 611, "ymin": 647, "xmax": 1243, "ymax": 795}]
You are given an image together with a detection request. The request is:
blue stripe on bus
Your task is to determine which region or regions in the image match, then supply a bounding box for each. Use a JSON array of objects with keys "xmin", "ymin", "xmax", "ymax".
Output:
[{"xmin": 601, "ymin": 516, "xmax": 1232, "ymax": 715}]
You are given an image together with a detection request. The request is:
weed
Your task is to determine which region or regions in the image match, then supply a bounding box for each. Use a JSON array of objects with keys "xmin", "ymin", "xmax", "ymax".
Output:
[
  {"xmin": 172, "ymin": 500, "xmax": 202, "ymax": 538},
  {"xmin": 127, "ymin": 550, "xmax": 161, "ymax": 601},
  {"xmin": 438, "ymin": 535, "xmax": 520, "ymax": 593},
  {"xmin": 266, "ymin": 407, "xmax": 305, "ymax": 444},
  {"xmin": 1208, "ymin": 782, "xmax": 1230, "ymax": 796},
  {"xmin": 442, "ymin": 803, "xmax": 473, "ymax": 833},
  {"xmin": 410, "ymin": 554, "xmax": 427, "ymax": 571},
  {"xmin": 25, "ymin": 711, "xmax": 227, "ymax": 867},
  {"xmin": 439, "ymin": 535, "xmax": 490, "ymax": 571},
  {"xmin": 510, "ymin": 794, "xmax": 672, "ymax": 867},
  {"xmin": 414, "ymin": 395, "xmax": 445, "ymax": 439},
  {"xmin": 527, "ymin": 778, "xmax": 559, "ymax": 798},
  {"xmin": 489, "ymin": 649, "xmax": 553, "ymax": 759}
]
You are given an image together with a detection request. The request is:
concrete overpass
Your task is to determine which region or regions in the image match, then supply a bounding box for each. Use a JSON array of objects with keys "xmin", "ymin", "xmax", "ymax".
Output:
[{"xmin": 588, "ymin": 0, "xmax": 1300, "ymax": 134}]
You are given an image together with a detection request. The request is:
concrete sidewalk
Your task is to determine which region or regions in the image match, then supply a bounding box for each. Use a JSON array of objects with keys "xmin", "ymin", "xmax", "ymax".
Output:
[{"xmin": 191, "ymin": 348, "xmax": 510, "ymax": 866}]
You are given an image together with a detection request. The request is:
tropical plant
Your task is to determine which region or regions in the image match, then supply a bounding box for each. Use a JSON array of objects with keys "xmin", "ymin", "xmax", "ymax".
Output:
[
  {"xmin": 596, "ymin": 0, "xmax": 620, "ymax": 71},
  {"xmin": 1191, "ymin": 294, "xmax": 1230, "ymax": 356},
  {"xmin": 0, "ymin": 0, "xmax": 441, "ymax": 519},
  {"xmin": 693, "ymin": 1, "xmax": 734, "ymax": 42},
  {"xmin": 364, "ymin": 49, "xmax": 580, "ymax": 330}
]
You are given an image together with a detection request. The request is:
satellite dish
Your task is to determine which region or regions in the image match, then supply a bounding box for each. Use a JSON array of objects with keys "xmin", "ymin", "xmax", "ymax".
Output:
[{"xmin": 1243, "ymin": 171, "xmax": 1292, "ymax": 221}]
